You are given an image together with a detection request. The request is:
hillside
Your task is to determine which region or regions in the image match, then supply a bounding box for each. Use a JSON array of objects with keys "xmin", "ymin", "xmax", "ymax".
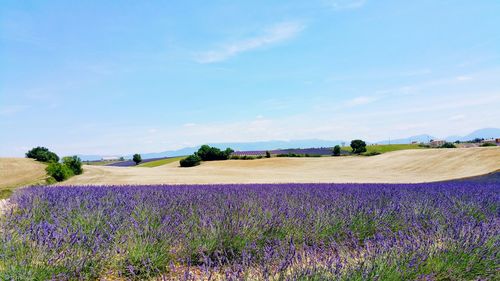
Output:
[
  {"xmin": 61, "ymin": 147, "xmax": 500, "ymax": 185},
  {"xmin": 0, "ymin": 158, "xmax": 47, "ymax": 198}
]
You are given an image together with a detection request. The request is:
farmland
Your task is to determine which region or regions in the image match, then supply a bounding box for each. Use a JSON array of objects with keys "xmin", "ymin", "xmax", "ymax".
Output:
[
  {"xmin": 136, "ymin": 156, "xmax": 185, "ymax": 167},
  {"xmin": 348, "ymin": 143, "xmax": 425, "ymax": 154},
  {"xmin": 1, "ymin": 181, "xmax": 498, "ymax": 280},
  {"xmin": 0, "ymin": 158, "xmax": 47, "ymax": 199},
  {"xmin": 233, "ymin": 144, "xmax": 426, "ymax": 157},
  {"xmin": 60, "ymin": 147, "xmax": 500, "ymax": 185}
]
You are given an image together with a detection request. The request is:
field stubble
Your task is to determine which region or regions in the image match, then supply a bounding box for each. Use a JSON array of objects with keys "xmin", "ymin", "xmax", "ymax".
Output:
[{"xmin": 61, "ymin": 147, "xmax": 500, "ymax": 185}]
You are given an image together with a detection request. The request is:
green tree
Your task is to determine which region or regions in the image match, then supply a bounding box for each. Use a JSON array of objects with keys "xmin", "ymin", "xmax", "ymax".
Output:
[
  {"xmin": 195, "ymin": 145, "xmax": 233, "ymax": 161},
  {"xmin": 180, "ymin": 154, "xmax": 201, "ymax": 167},
  {"xmin": 46, "ymin": 162, "xmax": 73, "ymax": 182},
  {"xmin": 62, "ymin": 156, "xmax": 83, "ymax": 175},
  {"xmin": 440, "ymin": 142, "xmax": 456, "ymax": 148},
  {"xmin": 132, "ymin": 154, "xmax": 142, "ymax": 165},
  {"xmin": 26, "ymin": 146, "xmax": 59, "ymax": 162},
  {"xmin": 332, "ymin": 145, "xmax": 341, "ymax": 156},
  {"xmin": 350, "ymin": 140, "xmax": 367, "ymax": 154}
]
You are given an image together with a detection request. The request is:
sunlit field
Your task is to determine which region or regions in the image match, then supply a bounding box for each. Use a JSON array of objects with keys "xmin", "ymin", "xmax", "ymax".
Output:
[{"xmin": 1, "ymin": 182, "xmax": 498, "ymax": 280}]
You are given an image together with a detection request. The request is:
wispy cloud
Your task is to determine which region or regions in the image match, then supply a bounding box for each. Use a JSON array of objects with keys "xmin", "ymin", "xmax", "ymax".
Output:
[
  {"xmin": 324, "ymin": 0, "xmax": 367, "ymax": 10},
  {"xmin": 448, "ymin": 114, "xmax": 465, "ymax": 121},
  {"xmin": 456, "ymin": 75, "xmax": 472, "ymax": 81},
  {"xmin": 195, "ymin": 21, "xmax": 305, "ymax": 63},
  {"xmin": 345, "ymin": 96, "xmax": 378, "ymax": 106},
  {"xmin": 0, "ymin": 105, "xmax": 29, "ymax": 116}
]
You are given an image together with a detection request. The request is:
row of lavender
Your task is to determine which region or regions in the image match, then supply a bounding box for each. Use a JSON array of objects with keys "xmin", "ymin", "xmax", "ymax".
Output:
[
  {"xmin": 105, "ymin": 156, "xmax": 172, "ymax": 167},
  {"xmin": 233, "ymin": 147, "xmax": 334, "ymax": 156},
  {"xmin": 1, "ymin": 182, "xmax": 498, "ymax": 280}
]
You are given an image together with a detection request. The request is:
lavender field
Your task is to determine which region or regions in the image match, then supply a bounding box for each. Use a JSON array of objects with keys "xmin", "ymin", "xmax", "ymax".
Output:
[{"xmin": 1, "ymin": 182, "xmax": 499, "ymax": 280}]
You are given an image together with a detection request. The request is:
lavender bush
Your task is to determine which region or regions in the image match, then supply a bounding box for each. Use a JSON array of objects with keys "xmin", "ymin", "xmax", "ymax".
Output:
[{"xmin": 1, "ymin": 182, "xmax": 498, "ymax": 280}]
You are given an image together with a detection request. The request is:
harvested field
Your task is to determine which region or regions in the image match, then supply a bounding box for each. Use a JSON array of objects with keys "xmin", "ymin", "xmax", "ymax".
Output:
[
  {"xmin": 0, "ymin": 158, "xmax": 46, "ymax": 194},
  {"xmin": 61, "ymin": 147, "xmax": 500, "ymax": 185}
]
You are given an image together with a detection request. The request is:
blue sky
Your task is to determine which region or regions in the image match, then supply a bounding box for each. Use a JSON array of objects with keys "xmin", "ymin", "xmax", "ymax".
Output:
[{"xmin": 1, "ymin": 0, "xmax": 499, "ymax": 156}]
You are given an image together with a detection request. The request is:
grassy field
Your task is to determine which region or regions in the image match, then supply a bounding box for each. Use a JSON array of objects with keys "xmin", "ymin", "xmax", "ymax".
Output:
[
  {"xmin": 341, "ymin": 143, "xmax": 425, "ymax": 154},
  {"xmin": 136, "ymin": 156, "xmax": 185, "ymax": 167}
]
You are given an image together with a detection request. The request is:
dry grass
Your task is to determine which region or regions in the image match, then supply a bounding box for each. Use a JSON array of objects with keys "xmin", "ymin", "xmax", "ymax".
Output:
[
  {"xmin": 59, "ymin": 147, "xmax": 500, "ymax": 185},
  {"xmin": 0, "ymin": 158, "xmax": 47, "ymax": 189},
  {"xmin": 0, "ymin": 158, "xmax": 47, "ymax": 198}
]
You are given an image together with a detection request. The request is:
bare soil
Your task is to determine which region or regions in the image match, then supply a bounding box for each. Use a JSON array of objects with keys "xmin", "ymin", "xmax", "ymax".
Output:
[{"xmin": 59, "ymin": 147, "xmax": 500, "ymax": 185}]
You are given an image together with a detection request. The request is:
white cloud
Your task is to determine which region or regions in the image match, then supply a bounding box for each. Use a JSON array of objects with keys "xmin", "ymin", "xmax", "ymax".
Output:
[
  {"xmin": 345, "ymin": 96, "xmax": 378, "ymax": 106},
  {"xmin": 195, "ymin": 21, "xmax": 305, "ymax": 63},
  {"xmin": 456, "ymin": 75, "xmax": 472, "ymax": 81},
  {"xmin": 448, "ymin": 114, "xmax": 465, "ymax": 121},
  {"xmin": 324, "ymin": 0, "xmax": 366, "ymax": 10}
]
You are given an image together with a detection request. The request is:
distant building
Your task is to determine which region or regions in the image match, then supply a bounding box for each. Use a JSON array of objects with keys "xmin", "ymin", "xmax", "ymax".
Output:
[
  {"xmin": 102, "ymin": 156, "xmax": 120, "ymax": 161},
  {"xmin": 429, "ymin": 140, "xmax": 445, "ymax": 148},
  {"xmin": 482, "ymin": 139, "xmax": 496, "ymax": 144},
  {"xmin": 496, "ymin": 138, "xmax": 500, "ymax": 143},
  {"xmin": 411, "ymin": 141, "xmax": 418, "ymax": 144}
]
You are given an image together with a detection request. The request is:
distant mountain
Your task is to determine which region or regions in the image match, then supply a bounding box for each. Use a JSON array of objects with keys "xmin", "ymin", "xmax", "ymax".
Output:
[
  {"xmin": 134, "ymin": 139, "xmax": 345, "ymax": 159},
  {"xmin": 77, "ymin": 154, "xmax": 108, "ymax": 162},
  {"xmin": 446, "ymin": 128, "xmax": 500, "ymax": 142},
  {"xmin": 76, "ymin": 128, "xmax": 499, "ymax": 161}
]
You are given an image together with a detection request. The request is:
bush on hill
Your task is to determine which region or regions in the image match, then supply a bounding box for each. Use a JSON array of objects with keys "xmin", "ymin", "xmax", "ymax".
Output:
[
  {"xmin": 350, "ymin": 140, "xmax": 367, "ymax": 154},
  {"xmin": 440, "ymin": 142, "xmax": 457, "ymax": 148},
  {"xmin": 195, "ymin": 145, "xmax": 234, "ymax": 161},
  {"xmin": 180, "ymin": 155, "xmax": 201, "ymax": 167},
  {"xmin": 26, "ymin": 146, "xmax": 59, "ymax": 163},
  {"xmin": 46, "ymin": 162, "xmax": 74, "ymax": 182},
  {"xmin": 332, "ymin": 145, "xmax": 341, "ymax": 156},
  {"xmin": 132, "ymin": 154, "xmax": 142, "ymax": 165},
  {"xmin": 62, "ymin": 156, "xmax": 83, "ymax": 175},
  {"xmin": 480, "ymin": 142, "xmax": 496, "ymax": 147}
]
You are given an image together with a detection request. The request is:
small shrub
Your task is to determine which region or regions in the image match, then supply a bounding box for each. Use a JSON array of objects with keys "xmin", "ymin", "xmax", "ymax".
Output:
[
  {"xmin": 276, "ymin": 153, "xmax": 304, "ymax": 157},
  {"xmin": 241, "ymin": 155, "xmax": 256, "ymax": 160},
  {"xmin": 26, "ymin": 146, "xmax": 59, "ymax": 162},
  {"xmin": 363, "ymin": 151, "xmax": 381, "ymax": 156},
  {"xmin": 440, "ymin": 142, "xmax": 456, "ymax": 148},
  {"xmin": 480, "ymin": 142, "xmax": 496, "ymax": 147},
  {"xmin": 46, "ymin": 162, "xmax": 74, "ymax": 182},
  {"xmin": 62, "ymin": 156, "xmax": 83, "ymax": 175},
  {"xmin": 265, "ymin": 151, "xmax": 271, "ymax": 158},
  {"xmin": 230, "ymin": 155, "xmax": 241, "ymax": 160},
  {"xmin": 133, "ymin": 154, "xmax": 142, "ymax": 165},
  {"xmin": 332, "ymin": 145, "xmax": 341, "ymax": 156},
  {"xmin": 180, "ymin": 155, "xmax": 201, "ymax": 167},
  {"xmin": 46, "ymin": 177, "xmax": 57, "ymax": 185}
]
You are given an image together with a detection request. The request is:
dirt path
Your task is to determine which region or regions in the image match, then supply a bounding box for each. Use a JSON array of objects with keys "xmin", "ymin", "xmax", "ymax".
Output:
[{"xmin": 60, "ymin": 147, "xmax": 500, "ymax": 185}]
